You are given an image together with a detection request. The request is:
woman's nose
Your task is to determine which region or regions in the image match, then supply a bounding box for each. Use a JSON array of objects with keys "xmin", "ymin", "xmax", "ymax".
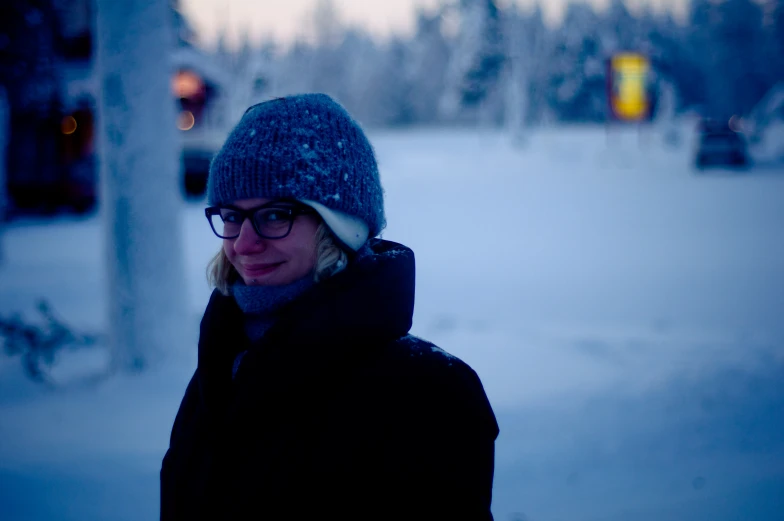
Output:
[{"xmin": 232, "ymin": 219, "xmax": 266, "ymax": 254}]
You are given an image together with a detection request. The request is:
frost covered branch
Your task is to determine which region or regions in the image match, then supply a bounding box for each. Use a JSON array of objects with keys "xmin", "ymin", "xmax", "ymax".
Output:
[{"xmin": 0, "ymin": 300, "xmax": 102, "ymax": 384}]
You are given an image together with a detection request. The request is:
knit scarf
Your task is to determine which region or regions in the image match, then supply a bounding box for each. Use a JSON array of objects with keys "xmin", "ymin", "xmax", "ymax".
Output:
[
  {"xmin": 230, "ymin": 276, "xmax": 315, "ymax": 379},
  {"xmin": 232, "ymin": 275, "xmax": 315, "ymax": 341},
  {"xmin": 229, "ymin": 244, "xmax": 372, "ymax": 378}
]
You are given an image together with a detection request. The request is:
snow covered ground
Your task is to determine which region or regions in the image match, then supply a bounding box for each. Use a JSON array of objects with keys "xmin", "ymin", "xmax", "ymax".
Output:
[{"xmin": 1, "ymin": 126, "xmax": 783, "ymax": 521}]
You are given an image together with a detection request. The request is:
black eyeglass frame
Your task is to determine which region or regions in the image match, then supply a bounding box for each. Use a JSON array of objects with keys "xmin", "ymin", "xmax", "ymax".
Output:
[
  {"xmin": 205, "ymin": 200, "xmax": 315, "ymax": 240},
  {"xmin": 242, "ymin": 97, "xmax": 287, "ymax": 118}
]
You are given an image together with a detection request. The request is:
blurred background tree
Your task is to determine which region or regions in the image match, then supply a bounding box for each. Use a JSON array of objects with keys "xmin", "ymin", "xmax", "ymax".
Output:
[
  {"xmin": 3, "ymin": 0, "xmax": 784, "ymax": 221},
  {"xmin": 5, "ymin": 0, "xmax": 784, "ymax": 132}
]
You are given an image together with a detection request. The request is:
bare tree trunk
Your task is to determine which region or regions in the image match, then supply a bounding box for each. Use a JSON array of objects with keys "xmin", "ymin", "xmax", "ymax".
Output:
[
  {"xmin": 95, "ymin": 0, "xmax": 188, "ymax": 372},
  {"xmin": 505, "ymin": 52, "xmax": 527, "ymax": 144},
  {"xmin": 505, "ymin": 25, "xmax": 528, "ymax": 146}
]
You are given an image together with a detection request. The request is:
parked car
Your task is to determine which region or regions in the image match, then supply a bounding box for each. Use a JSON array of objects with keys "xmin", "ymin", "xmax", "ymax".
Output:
[
  {"xmin": 694, "ymin": 119, "xmax": 750, "ymax": 170},
  {"xmin": 182, "ymin": 146, "xmax": 215, "ymax": 198},
  {"xmin": 180, "ymin": 130, "xmax": 223, "ymax": 199}
]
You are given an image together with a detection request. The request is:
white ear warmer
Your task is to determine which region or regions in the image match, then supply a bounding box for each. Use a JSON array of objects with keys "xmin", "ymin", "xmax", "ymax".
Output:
[{"xmin": 301, "ymin": 200, "xmax": 370, "ymax": 251}]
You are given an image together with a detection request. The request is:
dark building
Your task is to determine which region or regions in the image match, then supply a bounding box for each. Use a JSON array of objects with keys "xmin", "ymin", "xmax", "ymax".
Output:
[{"xmin": 0, "ymin": 0, "xmax": 227, "ymax": 219}]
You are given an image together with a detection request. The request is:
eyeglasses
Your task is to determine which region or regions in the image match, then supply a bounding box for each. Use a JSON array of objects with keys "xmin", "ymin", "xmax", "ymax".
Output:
[{"xmin": 205, "ymin": 201, "xmax": 315, "ymax": 240}]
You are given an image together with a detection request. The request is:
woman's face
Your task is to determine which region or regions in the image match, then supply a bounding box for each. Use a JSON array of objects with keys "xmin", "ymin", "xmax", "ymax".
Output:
[{"xmin": 223, "ymin": 198, "xmax": 320, "ymax": 286}]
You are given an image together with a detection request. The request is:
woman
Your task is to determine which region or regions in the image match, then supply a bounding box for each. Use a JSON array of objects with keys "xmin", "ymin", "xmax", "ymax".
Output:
[{"xmin": 161, "ymin": 94, "xmax": 499, "ymax": 520}]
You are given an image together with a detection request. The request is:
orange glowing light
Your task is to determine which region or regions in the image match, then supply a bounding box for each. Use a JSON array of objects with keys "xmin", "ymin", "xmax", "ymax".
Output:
[
  {"xmin": 61, "ymin": 115, "xmax": 78, "ymax": 135},
  {"xmin": 177, "ymin": 110, "xmax": 195, "ymax": 131},
  {"xmin": 172, "ymin": 70, "xmax": 205, "ymax": 99}
]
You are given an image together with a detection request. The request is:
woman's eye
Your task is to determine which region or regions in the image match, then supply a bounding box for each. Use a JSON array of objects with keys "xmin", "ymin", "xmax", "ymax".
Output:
[
  {"xmin": 262, "ymin": 209, "xmax": 290, "ymax": 222},
  {"xmin": 221, "ymin": 211, "xmax": 242, "ymax": 223}
]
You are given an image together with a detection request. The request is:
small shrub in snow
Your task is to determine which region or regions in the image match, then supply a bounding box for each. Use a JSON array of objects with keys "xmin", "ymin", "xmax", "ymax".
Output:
[{"xmin": 0, "ymin": 300, "xmax": 102, "ymax": 384}]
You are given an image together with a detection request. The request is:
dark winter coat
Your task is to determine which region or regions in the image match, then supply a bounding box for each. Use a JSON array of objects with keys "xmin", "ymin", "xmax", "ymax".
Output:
[{"xmin": 160, "ymin": 240, "xmax": 499, "ymax": 521}]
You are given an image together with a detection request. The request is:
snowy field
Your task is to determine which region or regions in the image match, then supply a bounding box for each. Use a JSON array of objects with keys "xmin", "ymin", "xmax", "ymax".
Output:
[{"xmin": 1, "ymin": 126, "xmax": 783, "ymax": 521}]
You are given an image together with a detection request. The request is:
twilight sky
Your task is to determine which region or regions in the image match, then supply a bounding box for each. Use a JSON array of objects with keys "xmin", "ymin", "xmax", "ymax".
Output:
[{"xmin": 180, "ymin": 0, "xmax": 689, "ymax": 50}]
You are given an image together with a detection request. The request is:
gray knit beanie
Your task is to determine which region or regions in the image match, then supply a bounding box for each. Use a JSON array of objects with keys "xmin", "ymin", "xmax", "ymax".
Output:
[{"xmin": 207, "ymin": 93, "xmax": 385, "ymax": 244}]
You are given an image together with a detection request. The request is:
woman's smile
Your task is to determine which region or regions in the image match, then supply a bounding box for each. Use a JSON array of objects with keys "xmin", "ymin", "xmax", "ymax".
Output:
[{"xmin": 242, "ymin": 262, "xmax": 284, "ymax": 278}]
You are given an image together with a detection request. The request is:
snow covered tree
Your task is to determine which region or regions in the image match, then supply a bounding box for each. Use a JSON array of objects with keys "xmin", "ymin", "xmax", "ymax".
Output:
[
  {"xmin": 521, "ymin": 4, "xmax": 551, "ymax": 125},
  {"xmin": 504, "ymin": 4, "xmax": 527, "ymax": 139},
  {"xmin": 711, "ymin": 0, "xmax": 769, "ymax": 116},
  {"xmin": 504, "ymin": 3, "xmax": 550, "ymax": 139},
  {"xmin": 404, "ymin": 8, "xmax": 452, "ymax": 124},
  {"xmin": 309, "ymin": 0, "xmax": 343, "ymax": 48},
  {"xmin": 170, "ymin": 0, "xmax": 197, "ymax": 47},
  {"xmin": 688, "ymin": 0, "xmax": 769, "ymax": 117},
  {"xmin": 547, "ymin": 3, "xmax": 606, "ymax": 122},
  {"xmin": 275, "ymin": 41, "xmax": 317, "ymax": 97},
  {"xmin": 643, "ymin": 11, "xmax": 688, "ymax": 114},
  {"xmin": 164, "ymin": 0, "xmax": 784, "ymax": 128},
  {"xmin": 602, "ymin": 0, "xmax": 641, "ymax": 53},
  {"xmin": 94, "ymin": 0, "xmax": 188, "ymax": 372},
  {"xmin": 287, "ymin": 0, "xmax": 353, "ymax": 105},
  {"xmin": 232, "ymin": 39, "xmax": 279, "ymax": 117},
  {"xmin": 333, "ymin": 30, "xmax": 397, "ymax": 126},
  {"xmin": 439, "ymin": 0, "xmax": 506, "ymax": 122},
  {"xmin": 357, "ymin": 37, "xmax": 416, "ymax": 126}
]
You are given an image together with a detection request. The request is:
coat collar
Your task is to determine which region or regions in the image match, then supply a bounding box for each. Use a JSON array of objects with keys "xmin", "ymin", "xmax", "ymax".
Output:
[
  {"xmin": 267, "ymin": 238, "xmax": 415, "ymax": 348},
  {"xmin": 196, "ymin": 239, "xmax": 416, "ymax": 411}
]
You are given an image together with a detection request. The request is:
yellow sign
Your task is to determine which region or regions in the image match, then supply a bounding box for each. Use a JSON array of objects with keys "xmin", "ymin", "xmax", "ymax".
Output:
[{"xmin": 610, "ymin": 53, "xmax": 650, "ymax": 121}]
